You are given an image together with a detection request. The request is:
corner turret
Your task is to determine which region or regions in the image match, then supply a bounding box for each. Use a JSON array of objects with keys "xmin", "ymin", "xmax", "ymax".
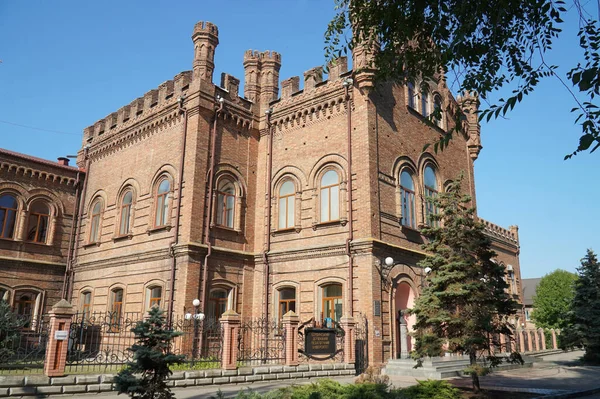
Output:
[
  {"xmin": 192, "ymin": 21, "xmax": 219, "ymax": 82},
  {"xmin": 458, "ymin": 91, "xmax": 482, "ymax": 160}
]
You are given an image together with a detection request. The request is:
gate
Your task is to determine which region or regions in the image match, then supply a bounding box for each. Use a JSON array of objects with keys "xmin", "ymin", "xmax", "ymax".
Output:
[
  {"xmin": 237, "ymin": 318, "xmax": 285, "ymax": 366},
  {"xmin": 354, "ymin": 313, "xmax": 368, "ymax": 375}
]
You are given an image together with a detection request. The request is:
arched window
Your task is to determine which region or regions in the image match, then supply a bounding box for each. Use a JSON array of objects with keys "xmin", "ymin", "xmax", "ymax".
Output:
[
  {"xmin": 147, "ymin": 286, "xmax": 162, "ymax": 308},
  {"xmin": 216, "ymin": 180, "xmax": 235, "ymax": 228},
  {"xmin": 421, "ymin": 90, "xmax": 429, "ymax": 117},
  {"xmin": 14, "ymin": 290, "xmax": 41, "ymax": 328},
  {"xmin": 400, "ymin": 170, "xmax": 416, "ymax": 228},
  {"xmin": 278, "ymin": 180, "xmax": 295, "ymax": 229},
  {"xmin": 207, "ymin": 288, "xmax": 230, "ymax": 321},
  {"xmin": 26, "ymin": 200, "xmax": 50, "ymax": 243},
  {"xmin": 89, "ymin": 200, "xmax": 102, "ymax": 243},
  {"xmin": 433, "ymin": 95, "xmax": 443, "ymax": 127},
  {"xmin": 320, "ymin": 170, "xmax": 340, "ymax": 222},
  {"xmin": 155, "ymin": 179, "xmax": 170, "ymax": 227},
  {"xmin": 119, "ymin": 190, "xmax": 133, "ymax": 236},
  {"xmin": 0, "ymin": 194, "xmax": 18, "ymax": 239},
  {"xmin": 109, "ymin": 288, "xmax": 124, "ymax": 332},
  {"xmin": 322, "ymin": 284, "xmax": 343, "ymax": 325},
  {"xmin": 81, "ymin": 291, "xmax": 92, "ymax": 319},
  {"xmin": 424, "ymin": 165, "xmax": 439, "ymax": 226},
  {"xmin": 407, "ymin": 82, "xmax": 416, "ymax": 108},
  {"xmin": 278, "ymin": 287, "xmax": 296, "ymax": 320}
]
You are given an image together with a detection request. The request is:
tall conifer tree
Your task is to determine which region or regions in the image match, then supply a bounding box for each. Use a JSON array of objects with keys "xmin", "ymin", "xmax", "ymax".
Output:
[{"xmin": 411, "ymin": 175, "xmax": 521, "ymax": 390}]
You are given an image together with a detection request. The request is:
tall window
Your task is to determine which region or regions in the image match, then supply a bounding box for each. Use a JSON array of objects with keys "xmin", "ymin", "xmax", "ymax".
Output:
[
  {"xmin": 147, "ymin": 286, "xmax": 162, "ymax": 308},
  {"xmin": 26, "ymin": 201, "xmax": 50, "ymax": 243},
  {"xmin": 421, "ymin": 91, "xmax": 429, "ymax": 117},
  {"xmin": 400, "ymin": 170, "xmax": 416, "ymax": 228},
  {"xmin": 407, "ymin": 82, "xmax": 416, "ymax": 108},
  {"xmin": 0, "ymin": 194, "xmax": 18, "ymax": 239},
  {"xmin": 216, "ymin": 181, "xmax": 235, "ymax": 228},
  {"xmin": 207, "ymin": 289, "xmax": 229, "ymax": 321},
  {"xmin": 155, "ymin": 179, "xmax": 170, "ymax": 227},
  {"xmin": 278, "ymin": 288, "xmax": 296, "ymax": 320},
  {"xmin": 424, "ymin": 165, "xmax": 439, "ymax": 227},
  {"xmin": 15, "ymin": 291, "xmax": 37, "ymax": 328},
  {"xmin": 89, "ymin": 200, "xmax": 102, "ymax": 243},
  {"xmin": 322, "ymin": 284, "xmax": 343, "ymax": 325},
  {"xmin": 109, "ymin": 288, "xmax": 124, "ymax": 332},
  {"xmin": 433, "ymin": 95, "xmax": 443, "ymax": 127},
  {"xmin": 81, "ymin": 291, "xmax": 92, "ymax": 319},
  {"xmin": 278, "ymin": 181, "xmax": 295, "ymax": 229},
  {"xmin": 119, "ymin": 190, "xmax": 133, "ymax": 236},
  {"xmin": 320, "ymin": 170, "xmax": 340, "ymax": 222}
]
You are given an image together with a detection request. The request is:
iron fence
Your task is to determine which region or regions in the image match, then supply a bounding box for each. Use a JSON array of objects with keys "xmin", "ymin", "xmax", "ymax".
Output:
[
  {"xmin": 65, "ymin": 311, "xmax": 223, "ymax": 373},
  {"xmin": 237, "ymin": 318, "xmax": 285, "ymax": 366},
  {"xmin": 0, "ymin": 314, "xmax": 50, "ymax": 374}
]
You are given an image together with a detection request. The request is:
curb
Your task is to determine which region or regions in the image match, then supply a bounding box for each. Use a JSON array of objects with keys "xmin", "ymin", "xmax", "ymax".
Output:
[{"xmin": 531, "ymin": 386, "xmax": 600, "ymax": 399}]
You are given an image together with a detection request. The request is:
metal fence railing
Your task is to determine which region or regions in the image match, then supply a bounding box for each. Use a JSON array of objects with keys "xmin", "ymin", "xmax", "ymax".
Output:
[
  {"xmin": 237, "ymin": 318, "xmax": 285, "ymax": 366},
  {"xmin": 0, "ymin": 314, "xmax": 50, "ymax": 375}
]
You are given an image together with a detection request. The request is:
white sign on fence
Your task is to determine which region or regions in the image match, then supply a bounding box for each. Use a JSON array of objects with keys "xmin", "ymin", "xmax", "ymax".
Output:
[{"xmin": 54, "ymin": 330, "xmax": 68, "ymax": 341}]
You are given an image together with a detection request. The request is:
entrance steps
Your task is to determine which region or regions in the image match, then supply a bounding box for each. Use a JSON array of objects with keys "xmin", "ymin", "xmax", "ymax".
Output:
[{"xmin": 383, "ymin": 354, "xmax": 535, "ymax": 379}]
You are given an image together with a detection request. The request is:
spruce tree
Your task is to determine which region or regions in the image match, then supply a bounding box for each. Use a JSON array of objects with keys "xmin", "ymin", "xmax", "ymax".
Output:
[
  {"xmin": 410, "ymin": 175, "xmax": 521, "ymax": 391},
  {"xmin": 115, "ymin": 307, "xmax": 185, "ymax": 399},
  {"xmin": 567, "ymin": 249, "xmax": 600, "ymax": 363}
]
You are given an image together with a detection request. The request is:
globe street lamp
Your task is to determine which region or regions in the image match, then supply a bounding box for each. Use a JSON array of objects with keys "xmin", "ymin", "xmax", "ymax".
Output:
[{"xmin": 184, "ymin": 299, "xmax": 205, "ymax": 361}]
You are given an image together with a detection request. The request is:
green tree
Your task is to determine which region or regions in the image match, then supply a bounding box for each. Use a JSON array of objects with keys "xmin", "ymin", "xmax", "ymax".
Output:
[
  {"xmin": 532, "ymin": 269, "xmax": 577, "ymax": 330},
  {"xmin": 0, "ymin": 300, "xmax": 25, "ymax": 364},
  {"xmin": 325, "ymin": 0, "xmax": 600, "ymax": 158},
  {"xmin": 410, "ymin": 175, "xmax": 521, "ymax": 391},
  {"xmin": 565, "ymin": 249, "xmax": 600, "ymax": 363},
  {"xmin": 115, "ymin": 307, "xmax": 185, "ymax": 399}
]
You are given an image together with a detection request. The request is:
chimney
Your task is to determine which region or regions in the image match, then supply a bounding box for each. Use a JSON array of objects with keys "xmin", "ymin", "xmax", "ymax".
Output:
[{"xmin": 57, "ymin": 157, "xmax": 70, "ymax": 166}]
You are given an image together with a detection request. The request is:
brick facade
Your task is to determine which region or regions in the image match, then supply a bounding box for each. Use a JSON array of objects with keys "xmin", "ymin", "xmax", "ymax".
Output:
[{"xmin": 0, "ymin": 20, "xmax": 524, "ymax": 366}]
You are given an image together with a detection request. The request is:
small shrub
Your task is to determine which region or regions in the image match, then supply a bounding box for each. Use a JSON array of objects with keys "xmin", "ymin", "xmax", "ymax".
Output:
[
  {"xmin": 394, "ymin": 380, "xmax": 462, "ymax": 399},
  {"xmin": 355, "ymin": 365, "xmax": 390, "ymax": 385}
]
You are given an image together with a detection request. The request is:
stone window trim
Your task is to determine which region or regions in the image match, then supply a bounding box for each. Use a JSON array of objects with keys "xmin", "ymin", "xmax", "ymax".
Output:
[
  {"xmin": 272, "ymin": 281, "xmax": 300, "ymax": 323},
  {"xmin": 313, "ymin": 276, "xmax": 345, "ymax": 323},
  {"xmin": 79, "ymin": 289, "xmax": 93, "ymax": 318},
  {"xmin": 24, "ymin": 198, "xmax": 55, "ymax": 245},
  {"xmin": 0, "ymin": 191, "xmax": 21, "ymax": 241},
  {"xmin": 312, "ymin": 165, "xmax": 348, "ymax": 229},
  {"xmin": 206, "ymin": 280, "xmax": 237, "ymax": 320},
  {"xmin": 86, "ymin": 196, "xmax": 105, "ymax": 246},
  {"xmin": 212, "ymin": 173, "xmax": 244, "ymax": 233},
  {"xmin": 151, "ymin": 174, "xmax": 174, "ymax": 230},
  {"xmin": 115, "ymin": 185, "xmax": 137, "ymax": 239},
  {"xmin": 12, "ymin": 286, "xmax": 45, "ymax": 330},
  {"xmin": 143, "ymin": 280, "xmax": 165, "ymax": 311},
  {"xmin": 272, "ymin": 176, "xmax": 302, "ymax": 234}
]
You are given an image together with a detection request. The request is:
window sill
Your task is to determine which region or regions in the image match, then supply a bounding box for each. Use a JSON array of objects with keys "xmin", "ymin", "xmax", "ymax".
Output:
[
  {"xmin": 213, "ymin": 225, "xmax": 242, "ymax": 234},
  {"xmin": 400, "ymin": 224, "xmax": 420, "ymax": 234},
  {"xmin": 83, "ymin": 242, "xmax": 101, "ymax": 248},
  {"xmin": 271, "ymin": 227, "xmax": 301, "ymax": 236},
  {"xmin": 24, "ymin": 240, "xmax": 50, "ymax": 246},
  {"xmin": 312, "ymin": 219, "xmax": 347, "ymax": 230},
  {"xmin": 113, "ymin": 233, "xmax": 133, "ymax": 242},
  {"xmin": 147, "ymin": 225, "xmax": 172, "ymax": 235}
]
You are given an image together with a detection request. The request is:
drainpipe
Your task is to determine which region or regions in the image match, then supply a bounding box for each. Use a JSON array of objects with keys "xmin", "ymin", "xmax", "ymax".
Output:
[
  {"xmin": 263, "ymin": 109, "xmax": 273, "ymax": 322},
  {"xmin": 343, "ymin": 78, "xmax": 354, "ymax": 317},
  {"xmin": 166, "ymin": 96, "xmax": 188, "ymax": 326},
  {"xmin": 64, "ymin": 146, "xmax": 90, "ymax": 301},
  {"xmin": 200, "ymin": 96, "xmax": 225, "ymax": 314},
  {"xmin": 62, "ymin": 167, "xmax": 82, "ymax": 300}
]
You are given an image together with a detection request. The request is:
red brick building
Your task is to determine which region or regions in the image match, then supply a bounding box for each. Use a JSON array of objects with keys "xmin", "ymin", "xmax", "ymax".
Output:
[{"xmin": 0, "ymin": 21, "xmax": 523, "ymax": 366}]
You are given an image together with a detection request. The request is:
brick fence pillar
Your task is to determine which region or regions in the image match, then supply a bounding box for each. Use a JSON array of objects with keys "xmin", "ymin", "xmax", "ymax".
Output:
[
  {"xmin": 517, "ymin": 328, "xmax": 525, "ymax": 353},
  {"xmin": 533, "ymin": 329, "xmax": 540, "ymax": 351},
  {"xmin": 282, "ymin": 311, "xmax": 299, "ymax": 366},
  {"xmin": 499, "ymin": 334, "xmax": 506, "ymax": 353},
  {"xmin": 44, "ymin": 299, "xmax": 75, "ymax": 377},
  {"xmin": 220, "ymin": 310, "xmax": 241, "ymax": 370},
  {"xmin": 339, "ymin": 316, "xmax": 355, "ymax": 365},
  {"xmin": 551, "ymin": 329, "xmax": 558, "ymax": 349},
  {"xmin": 539, "ymin": 328, "xmax": 546, "ymax": 350}
]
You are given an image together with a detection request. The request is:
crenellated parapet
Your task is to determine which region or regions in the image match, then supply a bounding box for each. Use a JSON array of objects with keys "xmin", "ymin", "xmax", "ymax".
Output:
[
  {"xmin": 480, "ymin": 218, "xmax": 519, "ymax": 246},
  {"xmin": 83, "ymin": 71, "xmax": 192, "ymax": 146},
  {"xmin": 458, "ymin": 91, "xmax": 482, "ymax": 160}
]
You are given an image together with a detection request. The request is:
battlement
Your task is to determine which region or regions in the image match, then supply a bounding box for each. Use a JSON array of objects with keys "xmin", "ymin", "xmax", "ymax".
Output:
[
  {"xmin": 192, "ymin": 21, "xmax": 218, "ymax": 37},
  {"xmin": 481, "ymin": 218, "xmax": 519, "ymax": 245},
  {"xmin": 244, "ymin": 50, "xmax": 281, "ymax": 63},
  {"xmin": 83, "ymin": 71, "xmax": 191, "ymax": 144}
]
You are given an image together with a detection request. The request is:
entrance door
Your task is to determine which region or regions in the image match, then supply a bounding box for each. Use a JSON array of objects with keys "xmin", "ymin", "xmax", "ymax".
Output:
[{"xmin": 394, "ymin": 282, "xmax": 416, "ymax": 358}]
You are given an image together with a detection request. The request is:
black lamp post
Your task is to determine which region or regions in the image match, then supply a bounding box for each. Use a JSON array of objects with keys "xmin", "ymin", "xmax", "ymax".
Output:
[{"xmin": 184, "ymin": 299, "xmax": 204, "ymax": 361}]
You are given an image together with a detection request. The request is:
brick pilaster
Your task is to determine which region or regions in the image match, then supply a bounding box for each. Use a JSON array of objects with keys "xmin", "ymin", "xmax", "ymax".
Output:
[
  {"xmin": 282, "ymin": 311, "xmax": 299, "ymax": 366},
  {"xmin": 339, "ymin": 316, "xmax": 355, "ymax": 365},
  {"xmin": 44, "ymin": 300, "xmax": 75, "ymax": 377},
  {"xmin": 551, "ymin": 329, "xmax": 558, "ymax": 349},
  {"xmin": 539, "ymin": 328, "xmax": 546, "ymax": 350},
  {"xmin": 220, "ymin": 310, "xmax": 241, "ymax": 370}
]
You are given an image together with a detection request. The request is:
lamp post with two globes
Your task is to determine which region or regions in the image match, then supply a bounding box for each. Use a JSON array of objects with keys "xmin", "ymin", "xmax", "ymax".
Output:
[{"xmin": 184, "ymin": 299, "xmax": 205, "ymax": 361}]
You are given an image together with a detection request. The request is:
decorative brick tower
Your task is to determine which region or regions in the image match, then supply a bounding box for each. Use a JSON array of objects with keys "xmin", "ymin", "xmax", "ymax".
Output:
[
  {"xmin": 243, "ymin": 50, "xmax": 261, "ymax": 103},
  {"xmin": 259, "ymin": 50, "xmax": 281, "ymax": 109},
  {"xmin": 192, "ymin": 21, "xmax": 219, "ymax": 82}
]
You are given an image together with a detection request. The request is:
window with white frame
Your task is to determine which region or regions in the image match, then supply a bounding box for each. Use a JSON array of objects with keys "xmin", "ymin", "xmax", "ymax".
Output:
[
  {"xmin": 207, "ymin": 288, "xmax": 232, "ymax": 321},
  {"xmin": 119, "ymin": 190, "xmax": 133, "ymax": 236},
  {"xmin": 216, "ymin": 180, "xmax": 235, "ymax": 228},
  {"xmin": 89, "ymin": 199, "xmax": 103, "ymax": 243},
  {"xmin": 320, "ymin": 170, "xmax": 340, "ymax": 222},
  {"xmin": 278, "ymin": 287, "xmax": 296, "ymax": 320},
  {"xmin": 146, "ymin": 286, "xmax": 162, "ymax": 309},
  {"xmin": 321, "ymin": 284, "xmax": 343, "ymax": 325},
  {"xmin": 424, "ymin": 165, "xmax": 439, "ymax": 227},
  {"xmin": 421, "ymin": 91, "xmax": 429, "ymax": 117},
  {"xmin": 154, "ymin": 178, "xmax": 171, "ymax": 227},
  {"xmin": 81, "ymin": 291, "xmax": 92, "ymax": 319},
  {"xmin": 400, "ymin": 170, "xmax": 416, "ymax": 228},
  {"xmin": 278, "ymin": 180, "xmax": 295, "ymax": 230}
]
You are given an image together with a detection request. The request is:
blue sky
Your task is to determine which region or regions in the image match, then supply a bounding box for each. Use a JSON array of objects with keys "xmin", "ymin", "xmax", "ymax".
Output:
[{"xmin": 0, "ymin": 1, "xmax": 598, "ymax": 278}]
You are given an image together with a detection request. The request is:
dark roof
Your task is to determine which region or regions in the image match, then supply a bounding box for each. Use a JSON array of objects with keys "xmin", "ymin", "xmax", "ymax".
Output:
[
  {"xmin": 0, "ymin": 148, "xmax": 81, "ymax": 173},
  {"xmin": 522, "ymin": 278, "xmax": 542, "ymax": 306}
]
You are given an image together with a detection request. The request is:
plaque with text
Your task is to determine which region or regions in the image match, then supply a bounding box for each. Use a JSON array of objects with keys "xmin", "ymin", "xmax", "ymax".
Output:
[{"xmin": 305, "ymin": 328, "xmax": 336, "ymax": 356}]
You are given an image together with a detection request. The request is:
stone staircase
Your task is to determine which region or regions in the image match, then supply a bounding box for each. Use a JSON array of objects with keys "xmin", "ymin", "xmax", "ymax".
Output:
[{"xmin": 383, "ymin": 354, "xmax": 535, "ymax": 379}]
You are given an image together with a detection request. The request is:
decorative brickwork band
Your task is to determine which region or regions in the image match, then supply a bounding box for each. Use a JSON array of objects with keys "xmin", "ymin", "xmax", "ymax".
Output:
[
  {"xmin": 339, "ymin": 316, "xmax": 355, "ymax": 364},
  {"xmin": 282, "ymin": 310, "xmax": 300, "ymax": 366},
  {"xmin": 220, "ymin": 309, "xmax": 241, "ymax": 370},
  {"xmin": 44, "ymin": 300, "xmax": 75, "ymax": 377}
]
